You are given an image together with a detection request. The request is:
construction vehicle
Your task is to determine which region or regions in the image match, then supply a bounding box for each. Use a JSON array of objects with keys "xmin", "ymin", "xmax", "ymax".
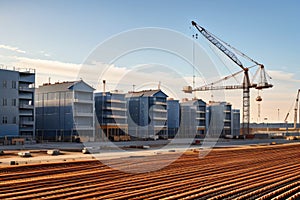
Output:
[
  {"xmin": 183, "ymin": 21, "xmax": 273, "ymax": 135},
  {"xmin": 280, "ymin": 89, "xmax": 300, "ymax": 131}
]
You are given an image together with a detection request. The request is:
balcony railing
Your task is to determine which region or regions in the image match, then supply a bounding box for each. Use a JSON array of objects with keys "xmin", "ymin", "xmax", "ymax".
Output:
[
  {"xmin": 19, "ymin": 76, "xmax": 35, "ymax": 83},
  {"xmin": 153, "ymin": 117, "xmax": 167, "ymax": 121},
  {"xmin": 152, "ymin": 108, "xmax": 167, "ymax": 112},
  {"xmin": 102, "ymin": 123, "xmax": 128, "ymax": 126},
  {"xmin": 153, "ymin": 101, "xmax": 167, "ymax": 106},
  {"xmin": 74, "ymin": 112, "xmax": 93, "ymax": 117},
  {"xmin": 19, "ymin": 94, "xmax": 33, "ymax": 99},
  {"xmin": 19, "ymin": 127, "xmax": 34, "ymax": 131},
  {"xmin": 19, "ymin": 104, "xmax": 34, "ymax": 109},
  {"xmin": 104, "ymin": 115, "xmax": 127, "ymax": 119},
  {"xmin": 196, "ymin": 117, "xmax": 205, "ymax": 120},
  {"xmin": 74, "ymin": 99, "xmax": 93, "ymax": 104},
  {"xmin": 74, "ymin": 126, "xmax": 94, "ymax": 131},
  {"xmin": 106, "ymin": 99, "xmax": 126, "ymax": 104},
  {"xmin": 19, "ymin": 111, "xmax": 33, "ymax": 116},
  {"xmin": 19, "ymin": 86, "xmax": 34, "ymax": 92},
  {"xmin": 196, "ymin": 126, "xmax": 206, "ymax": 130},
  {"xmin": 20, "ymin": 120, "xmax": 34, "ymax": 126},
  {"xmin": 104, "ymin": 106, "xmax": 126, "ymax": 111},
  {"xmin": 196, "ymin": 110, "xmax": 206, "ymax": 113}
]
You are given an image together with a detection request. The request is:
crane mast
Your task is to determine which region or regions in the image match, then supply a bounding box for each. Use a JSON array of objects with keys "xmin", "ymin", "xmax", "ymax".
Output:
[
  {"xmin": 280, "ymin": 89, "xmax": 300, "ymax": 131},
  {"xmin": 188, "ymin": 21, "xmax": 273, "ymax": 135},
  {"xmin": 293, "ymin": 89, "xmax": 300, "ymax": 129}
]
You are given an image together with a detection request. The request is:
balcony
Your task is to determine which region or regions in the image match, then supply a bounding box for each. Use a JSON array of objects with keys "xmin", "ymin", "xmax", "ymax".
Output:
[
  {"xmin": 106, "ymin": 99, "xmax": 126, "ymax": 104},
  {"xmin": 154, "ymin": 125, "xmax": 167, "ymax": 129},
  {"xmin": 20, "ymin": 120, "xmax": 34, "ymax": 126},
  {"xmin": 74, "ymin": 112, "xmax": 93, "ymax": 117},
  {"xmin": 152, "ymin": 108, "xmax": 167, "ymax": 113},
  {"xmin": 19, "ymin": 127, "xmax": 34, "ymax": 132},
  {"xmin": 74, "ymin": 126, "xmax": 94, "ymax": 131},
  {"xmin": 196, "ymin": 110, "xmax": 206, "ymax": 113},
  {"xmin": 105, "ymin": 106, "xmax": 126, "ymax": 112},
  {"xmin": 153, "ymin": 101, "xmax": 167, "ymax": 106},
  {"xmin": 19, "ymin": 86, "xmax": 34, "ymax": 92},
  {"xmin": 19, "ymin": 110, "xmax": 33, "ymax": 116},
  {"xmin": 153, "ymin": 117, "xmax": 167, "ymax": 121},
  {"xmin": 104, "ymin": 115, "xmax": 126, "ymax": 119},
  {"xmin": 19, "ymin": 93, "xmax": 33, "ymax": 100},
  {"xmin": 19, "ymin": 104, "xmax": 34, "ymax": 109},
  {"xmin": 196, "ymin": 117, "xmax": 205, "ymax": 120},
  {"xmin": 19, "ymin": 75, "xmax": 35, "ymax": 83},
  {"xmin": 74, "ymin": 99, "xmax": 93, "ymax": 104},
  {"xmin": 100, "ymin": 123, "xmax": 128, "ymax": 127},
  {"xmin": 196, "ymin": 126, "xmax": 205, "ymax": 130}
]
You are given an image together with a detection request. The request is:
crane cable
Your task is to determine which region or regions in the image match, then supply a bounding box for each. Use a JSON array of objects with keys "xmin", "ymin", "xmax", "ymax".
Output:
[
  {"xmin": 207, "ymin": 29, "xmax": 261, "ymax": 66},
  {"xmin": 207, "ymin": 42, "xmax": 240, "ymax": 84}
]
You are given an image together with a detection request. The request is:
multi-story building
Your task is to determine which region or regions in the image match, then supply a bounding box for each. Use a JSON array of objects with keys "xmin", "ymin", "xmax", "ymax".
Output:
[
  {"xmin": 232, "ymin": 109, "xmax": 240, "ymax": 136},
  {"xmin": 0, "ymin": 67, "xmax": 35, "ymax": 140},
  {"xmin": 35, "ymin": 80, "xmax": 95, "ymax": 142},
  {"xmin": 126, "ymin": 89, "xmax": 168, "ymax": 140},
  {"xmin": 167, "ymin": 99, "xmax": 180, "ymax": 138},
  {"xmin": 179, "ymin": 99, "xmax": 206, "ymax": 138},
  {"xmin": 94, "ymin": 91, "xmax": 128, "ymax": 141},
  {"xmin": 206, "ymin": 101, "xmax": 232, "ymax": 137}
]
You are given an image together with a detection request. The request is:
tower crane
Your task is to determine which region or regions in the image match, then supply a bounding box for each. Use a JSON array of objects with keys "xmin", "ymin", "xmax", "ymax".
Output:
[
  {"xmin": 280, "ymin": 89, "xmax": 300, "ymax": 131},
  {"xmin": 183, "ymin": 21, "xmax": 273, "ymax": 135}
]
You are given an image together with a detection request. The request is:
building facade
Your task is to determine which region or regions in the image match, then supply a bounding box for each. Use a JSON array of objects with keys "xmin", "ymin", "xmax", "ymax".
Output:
[
  {"xmin": 0, "ymin": 67, "xmax": 35, "ymax": 140},
  {"xmin": 167, "ymin": 99, "xmax": 180, "ymax": 138},
  {"xmin": 232, "ymin": 109, "xmax": 240, "ymax": 136},
  {"xmin": 179, "ymin": 99, "xmax": 206, "ymax": 138},
  {"xmin": 206, "ymin": 101, "xmax": 232, "ymax": 137},
  {"xmin": 35, "ymin": 80, "xmax": 95, "ymax": 142},
  {"xmin": 126, "ymin": 89, "xmax": 168, "ymax": 140},
  {"xmin": 94, "ymin": 91, "xmax": 128, "ymax": 141}
]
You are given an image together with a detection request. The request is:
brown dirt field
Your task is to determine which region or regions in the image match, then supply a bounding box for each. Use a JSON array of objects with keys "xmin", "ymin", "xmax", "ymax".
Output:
[{"xmin": 0, "ymin": 143, "xmax": 299, "ymax": 199}]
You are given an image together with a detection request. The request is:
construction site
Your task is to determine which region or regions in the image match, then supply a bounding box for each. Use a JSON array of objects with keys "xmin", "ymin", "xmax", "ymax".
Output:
[
  {"xmin": 1, "ymin": 17, "xmax": 300, "ymax": 199},
  {"xmin": 0, "ymin": 143, "xmax": 300, "ymax": 199}
]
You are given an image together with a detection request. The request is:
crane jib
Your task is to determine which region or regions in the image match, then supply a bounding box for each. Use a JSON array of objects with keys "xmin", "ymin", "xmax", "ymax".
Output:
[{"xmin": 193, "ymin": 22, "xmax": 245, "ymax": 70}]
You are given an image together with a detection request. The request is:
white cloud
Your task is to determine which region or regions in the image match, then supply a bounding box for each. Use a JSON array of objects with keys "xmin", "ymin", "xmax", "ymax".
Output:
[
  {"xmin": 12, "ymin": 56, "xmax": 81, "ymax": 86},
  {"xmin": 0, "ymin": 44, "xmax": 26, "ymax": 54},
  {"xmin": 39, "ymin": 50, "xmax": 51, "ymax": 57},
  {"xmin": 268, "ymin": 70, "xmax": 300, "ymax": 83}
]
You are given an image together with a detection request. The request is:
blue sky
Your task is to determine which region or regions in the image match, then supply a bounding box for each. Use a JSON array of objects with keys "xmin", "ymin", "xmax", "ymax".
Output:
[
  {"xmin": 0, "ymin": 0, "xmax": 300, "ymax": 122},
  {"xmin": 1, "ymin": 0, "xmax": 299, "ymax": 67}
]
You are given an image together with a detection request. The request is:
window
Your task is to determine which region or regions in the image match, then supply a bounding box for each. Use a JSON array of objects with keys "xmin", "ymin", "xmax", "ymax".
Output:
[
  {"xmin": 2, "ymin": 98, "xmax": 7, "ymax": 106},
  {"xmin": 12, "ymin": 99, "xmax": 17, "ymax": 106},
  {"xmin": 3, "ymin": 80, "xmax": 7, "ymax": 88},
  {"xmin": 2, "ymin": 116, "xmax": 7, "ymax": 124},
  {"xmin": 13, "ymin": 116, "xmax": 17, "ymax": 124},
  {"xmin": 12, "ymin": 81, "xmax": 17, "ymax": 89}
]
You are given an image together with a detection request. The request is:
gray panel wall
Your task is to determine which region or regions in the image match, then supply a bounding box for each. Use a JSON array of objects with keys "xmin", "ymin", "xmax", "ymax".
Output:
[{"xmin": 0, "ymin": 69, "xmax": 19, "ymax": 137}]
